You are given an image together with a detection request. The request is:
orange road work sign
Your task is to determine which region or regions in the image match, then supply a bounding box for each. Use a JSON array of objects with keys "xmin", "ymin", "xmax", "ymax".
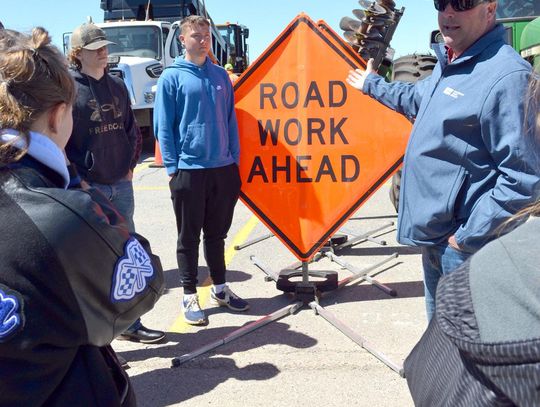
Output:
[{"xmin": 235, "ymin": 14, "xmax": 412, "ymax": 260}]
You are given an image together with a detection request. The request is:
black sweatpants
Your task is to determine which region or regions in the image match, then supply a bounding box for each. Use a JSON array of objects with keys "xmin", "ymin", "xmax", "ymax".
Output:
[{"xmin": 169, "ymin": 164, "xmax": 241, "ymax": 294}]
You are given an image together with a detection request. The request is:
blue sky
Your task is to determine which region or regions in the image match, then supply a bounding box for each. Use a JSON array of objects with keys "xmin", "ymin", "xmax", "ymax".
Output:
[{"xmin": 2, "ymin": 0, "xmax": 438, "ymax": 60}]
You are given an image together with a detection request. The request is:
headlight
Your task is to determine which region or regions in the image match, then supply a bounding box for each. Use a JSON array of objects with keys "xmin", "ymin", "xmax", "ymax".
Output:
[{"xmin": 146, "ymin": 63, "xmax": 163, "ymax": 78}]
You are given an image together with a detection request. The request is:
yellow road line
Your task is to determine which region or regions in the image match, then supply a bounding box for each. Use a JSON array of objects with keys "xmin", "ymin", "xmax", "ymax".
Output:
[
  {"xmin": 134, "ymin": 162, "xmax": 150, "ymax": 173},
  {"xmin": 168, "ymin": 215, "xmax": 260, "ymax": 333}
]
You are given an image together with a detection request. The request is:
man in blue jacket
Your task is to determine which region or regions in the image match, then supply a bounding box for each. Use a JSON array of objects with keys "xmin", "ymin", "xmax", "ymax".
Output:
[
  {"xmin": 346, "ymin": 0, "xmax": 539, "ymax": 319},
  {"xmin": 154, "ymin": 15, "xmax": 249, "ymax": 325}
]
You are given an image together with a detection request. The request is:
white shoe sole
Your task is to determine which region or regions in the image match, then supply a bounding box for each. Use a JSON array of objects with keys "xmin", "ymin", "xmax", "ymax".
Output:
[{"xmin": 211, "ymin": 296, "xmax": 250, "ymax": 312}]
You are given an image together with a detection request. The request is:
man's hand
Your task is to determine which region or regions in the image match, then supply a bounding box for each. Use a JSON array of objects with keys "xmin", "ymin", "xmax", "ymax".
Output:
[
  {"xmin": 80, "ymin": 179, "xmax": 91, "ymax": 191},
  {"xmin": 346, "ymin": 58, "xmax": 375, "ymax": 92},
  {"xmin": 448, "ymin": 235, "xmax": 461, "ymax": 250}
]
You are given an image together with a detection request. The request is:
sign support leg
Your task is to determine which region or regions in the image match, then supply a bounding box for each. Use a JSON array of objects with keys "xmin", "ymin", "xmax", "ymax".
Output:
[
  {"xmin": 171, "ymin": 249, "xmax": 404, "ymax": 376},
  {"xmin": 171, "ymin": 301, "xmax": 302, "ymax": 367}
]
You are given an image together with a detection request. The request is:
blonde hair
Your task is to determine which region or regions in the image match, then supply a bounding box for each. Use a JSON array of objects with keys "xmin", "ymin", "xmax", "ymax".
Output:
[
  {"xmin": 520, "ymin": 71, "xmax": 540, "ymax": 217},
  {"xmin": 0, "ymin": 27, "xmax": 75, "ymax": 164},
  {"xmin": 67, "ymin": 45, "xmax": 83, "ymax": 71},
  {"xmin": 501, "ymin": 71, "xmax": 540, "ymax": 226}
]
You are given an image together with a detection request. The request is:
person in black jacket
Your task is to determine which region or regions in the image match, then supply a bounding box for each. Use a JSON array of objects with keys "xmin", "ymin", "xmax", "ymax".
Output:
[
  {"xmin": 0, "ymin": 27, "xmax": 164, "ymax": 406},
  {"xmin": 66, "ymin": 22, "xmax": 165, "ymax": 344}
]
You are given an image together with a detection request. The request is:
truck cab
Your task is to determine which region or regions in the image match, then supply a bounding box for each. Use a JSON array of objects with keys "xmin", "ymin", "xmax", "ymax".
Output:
[{"xmin": 216, "ymin": 23, "xmax": 250, "ymax": 73}]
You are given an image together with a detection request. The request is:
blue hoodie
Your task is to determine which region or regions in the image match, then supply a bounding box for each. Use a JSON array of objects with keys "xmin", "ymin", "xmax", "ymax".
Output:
[
  {"xmin": 153, "ymin": 57, "xmax": 239, "ymax": 175},
  {"xmin": 363, "ymin": 24, "xmax": 539, "ymax": 253}
]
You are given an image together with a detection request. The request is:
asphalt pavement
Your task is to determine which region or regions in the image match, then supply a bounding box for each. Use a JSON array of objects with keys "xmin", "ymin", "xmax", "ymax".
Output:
[{"xmin": 113, "ymin": 155, "xmax": 428, "ymax": 407}]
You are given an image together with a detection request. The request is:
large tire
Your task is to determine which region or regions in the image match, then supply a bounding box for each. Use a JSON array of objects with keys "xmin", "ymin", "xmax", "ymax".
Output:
[
  {"xmin": 392, "ymin": 54, "xmax": 437, "ymax": 83},
  {"xmin": 389, "ymin": 54, "xmax": 437, "ymax": 212}
]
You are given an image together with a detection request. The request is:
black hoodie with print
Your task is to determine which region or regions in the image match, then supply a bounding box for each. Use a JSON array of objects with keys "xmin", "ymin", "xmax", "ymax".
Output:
[{"xmin": 66, "ymin": 69, "xmax": 141, "ymax": 184}]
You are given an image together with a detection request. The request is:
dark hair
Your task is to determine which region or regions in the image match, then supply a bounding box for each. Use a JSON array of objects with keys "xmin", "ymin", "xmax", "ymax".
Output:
[{"xmin": 0, "ymin": 27, "xmax": 75, "ymax": 164}]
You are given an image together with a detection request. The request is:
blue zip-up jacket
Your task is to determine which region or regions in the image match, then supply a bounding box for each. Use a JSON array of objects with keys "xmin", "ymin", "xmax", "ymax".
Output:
[
  {"xmin": 363, "ymin": 24, "xmax": 539, "ymax": 253},
  {"xmin": 153, "ymin": 57, "xmax": 239, "ymax": 175}
]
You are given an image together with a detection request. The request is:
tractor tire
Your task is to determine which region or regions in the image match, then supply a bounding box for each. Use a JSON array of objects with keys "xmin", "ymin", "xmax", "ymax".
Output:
[
  {"xmin": 389, "ymin": 54, "xmax": 437, "ymax": 213},
  {"xmin": 392, "ymin": 54, "xmax": 437, "ymax": 83}
]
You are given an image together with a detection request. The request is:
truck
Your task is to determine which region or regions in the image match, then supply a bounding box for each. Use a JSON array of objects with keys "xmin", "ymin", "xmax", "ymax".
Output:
[
  {"xmin": 215, "ymin": 22, "xmax": 250, "ymax": 74},
  {"xmin": 64, "ymin": 0, "xmax": 250, "ymax": 142},
  {"xmin": 340, "ymin": 0, "xmax": 540, "ymax": 211}
]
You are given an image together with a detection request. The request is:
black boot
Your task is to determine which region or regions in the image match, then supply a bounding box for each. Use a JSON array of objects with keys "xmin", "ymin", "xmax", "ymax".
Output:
[{"xmin": 118, "ymin": 319, "xmax": 166, "ymax": 344}]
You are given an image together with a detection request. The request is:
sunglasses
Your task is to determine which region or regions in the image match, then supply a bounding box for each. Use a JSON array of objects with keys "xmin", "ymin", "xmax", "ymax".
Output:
[{"xmin": 434, "ymin": 0, "xmax": 491, "ymax": 12}]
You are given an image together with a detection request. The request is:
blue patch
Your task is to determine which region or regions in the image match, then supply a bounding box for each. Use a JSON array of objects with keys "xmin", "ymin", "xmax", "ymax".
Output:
[
  {"xmin": 111, "ymin": 237, "xmax": 155, "ymax": 302},
  {"xmin": 0, "ymin": 286, "xmax": 23, "ymax": 342}
]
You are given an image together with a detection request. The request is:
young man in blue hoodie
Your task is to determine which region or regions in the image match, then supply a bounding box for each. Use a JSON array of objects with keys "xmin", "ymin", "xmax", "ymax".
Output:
[
  {"xmin": 346, "ymin": 0, "xmax": 539, "ymax": 319},
  {"xmin": 154, "ymin": 15, "xmax": 248, "ymax": 325}
]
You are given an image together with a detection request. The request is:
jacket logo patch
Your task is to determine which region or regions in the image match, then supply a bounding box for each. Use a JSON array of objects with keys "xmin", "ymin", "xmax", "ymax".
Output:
[
  {"xmin": 216, "ymin": 85, "xmax": 223, "ymax": 90},
  {"xmin": 112, "ymin": 237, "xmax": 155, "ymax": 302},
  {"xmin": 88, "ymin": 97, "xmax": 123, "ymax": 122},
  {"xmin": 0, "ymin": 287, "xmax": 23, "ymax": 342},
  {"xmin": 443, "ymin": 87, "xmax": 464, "ymax": 99}
]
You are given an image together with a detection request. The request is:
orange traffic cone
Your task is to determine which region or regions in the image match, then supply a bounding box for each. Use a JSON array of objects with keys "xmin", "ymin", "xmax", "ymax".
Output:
[{"xmin": 149, "ymin": 140, "xmax": 164, "ymax": 168}]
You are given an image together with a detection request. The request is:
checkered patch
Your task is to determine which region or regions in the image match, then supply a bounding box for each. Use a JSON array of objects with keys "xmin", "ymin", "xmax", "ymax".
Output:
[
  {"xmin": 0, "ymin": 286, "xmax": 23, "ymax": 342},
  {"xmin": 111, "ymin": 237, "xmax": 155, "ymax": 302}
]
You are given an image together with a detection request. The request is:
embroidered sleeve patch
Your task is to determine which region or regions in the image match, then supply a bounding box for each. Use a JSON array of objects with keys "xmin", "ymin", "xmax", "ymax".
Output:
[
  {"xmin": 0, "ymin": 285, "xmax": 24, "ymax": 342},
  {"xmin": 111, "ymin": 237, "xmax": 155, "ymax": 302}
]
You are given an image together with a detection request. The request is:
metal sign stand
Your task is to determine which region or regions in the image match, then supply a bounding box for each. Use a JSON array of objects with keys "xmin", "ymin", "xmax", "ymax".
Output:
[{"xmin": 171, "ymin": 222, "xmax": 404, "ymax": 377}]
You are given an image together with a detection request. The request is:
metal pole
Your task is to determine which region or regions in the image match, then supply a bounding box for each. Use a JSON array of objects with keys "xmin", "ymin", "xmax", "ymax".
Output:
[
  {"xmin": 309, "ymin": 301, "xmax": 405, "ymax": 377},
  {"xmin": 325, "ymin": 252, "xmax": 397, "ymax": 296},
  {"xmin": 145, "ymin": 0, "xmax": 151, "ymax": 21},
  {"xmin": 234, "ymin": 233, "xmax": 274, "ymax": 251},
  {"xmin": 330, "ymin": 252, "xmax": 398, "ymax": 288},
  {"xmin": 302, "ymin": 261, "xmax": 309, "ymax": 284},
  {"xmin": 249, "ymin": 255, "xmax": 280, "ymax": 282},
  {"xmin": 339, "ymin": 225, "xmax": 391, "ymax": 246},
  {"xmin": 334, "ymin": 221, "xmax": 394, "ymax": 250},
  {"xmin": 171, "ymin": 302, "xmax": 303, "ymax": 367}
]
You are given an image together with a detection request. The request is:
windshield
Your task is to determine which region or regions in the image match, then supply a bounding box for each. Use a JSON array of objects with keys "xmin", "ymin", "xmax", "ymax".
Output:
[
  {"xmin": 218, "ymin": 25, "xmax": 236, "ymax": 51},
  {"xmin": 497, "ymin": 0, "xmax": 540, "ymax": 19},
  {"xmin": 102, "ymin": 26, "xmax": 161, "ymax": 60}
]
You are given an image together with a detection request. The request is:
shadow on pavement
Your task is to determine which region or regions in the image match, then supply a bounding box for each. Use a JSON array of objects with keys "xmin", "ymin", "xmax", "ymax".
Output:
[
  {"xmin": 130, "ymin": 357, "xmax": 280, "ymax": 406},
  {"xmin": 322, "ymin": 279, "xmax": 425, "ymax": 304},
  {"xmin": 162, "ymin": 266, "xmax": 253, "ymax": 291},
  {"xmin": 118, "ymin": 318, "xmax": 317, "ymax": 364},
  {"xmin": 118, "ymin": 319, "xmax": 316, "ymax": 405}
]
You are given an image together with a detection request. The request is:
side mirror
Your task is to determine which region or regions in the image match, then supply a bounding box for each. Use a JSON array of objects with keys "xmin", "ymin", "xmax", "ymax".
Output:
[
  {"xmin": 430, "ymin": 30, "xmax": 444, "ymax": 46},
  {"xmin": 243, "ymin": 28, "xmax": 249, "ymax": 39},
  {"xmin": 63, "ymin": 32, "xmax": 72, "ymax": 55},
  {"xmin": 108, "ymin": 55, "xmax": 121, "ymax": 66}
]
